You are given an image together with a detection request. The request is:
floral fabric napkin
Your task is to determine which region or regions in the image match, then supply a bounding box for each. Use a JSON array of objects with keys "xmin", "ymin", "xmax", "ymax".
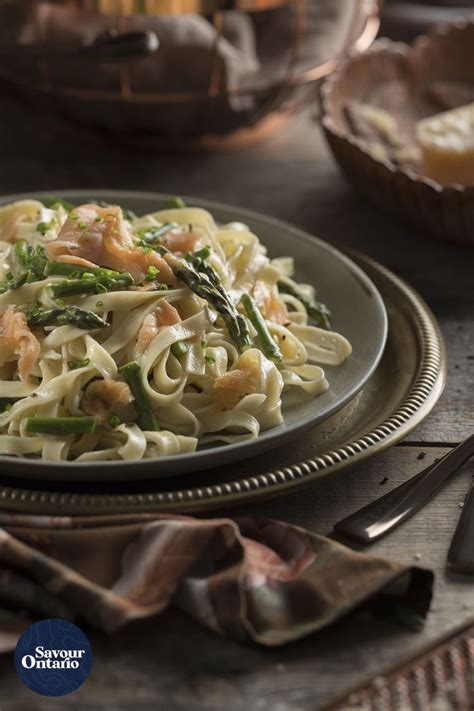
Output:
[{"xmin": 0, "ymin": 512, "xmax": 433, "ymax": 653}]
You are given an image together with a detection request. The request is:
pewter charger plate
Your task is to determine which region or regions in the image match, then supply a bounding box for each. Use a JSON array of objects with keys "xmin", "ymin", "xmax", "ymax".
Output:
[
  {"xmin": 0, "ymin": 241, "xmax": 446, "ymax": 515},
  {"xmin": 0, "ymin": 190, "xmax": 388, "ymax": 482}
]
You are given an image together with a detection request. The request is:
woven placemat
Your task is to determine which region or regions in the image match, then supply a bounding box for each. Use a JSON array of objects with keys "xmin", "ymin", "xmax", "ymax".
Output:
[{"xmin": 322, "ymin": 620, "xmax": 474, "ymax": 711}]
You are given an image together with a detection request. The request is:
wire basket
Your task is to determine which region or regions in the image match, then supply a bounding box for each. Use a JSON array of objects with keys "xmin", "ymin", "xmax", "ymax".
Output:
[{"xmin": 0, "ymin": 0, "xmax": 381, "ymax": 146}]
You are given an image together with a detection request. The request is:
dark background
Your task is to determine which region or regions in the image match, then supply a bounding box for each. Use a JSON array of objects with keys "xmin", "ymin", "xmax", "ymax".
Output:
[{"xmin": 0, "ymin": 3, "xmax": 473, "ymax": 710}]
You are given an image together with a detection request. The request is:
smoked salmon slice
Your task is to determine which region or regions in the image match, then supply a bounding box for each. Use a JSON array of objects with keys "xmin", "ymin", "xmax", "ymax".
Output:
[
  {"xmin": 136, "ymin": 299, "xmax": 181, "ymax": 353},
  {"xmin": 161, "ymin": 228, "xmax": 199, "ymax": 254},
  {"xmin": 0, "ymin": 305, "xmax": 41, "ymax": 382},
  {"xmin": 253, "ymin": 280, "xmax": 289, "ymax": 325},
  {"xmin": 213, "ymin": 368, "xmax": 256, "ymax": 410},
  {"xmin": 82, "ymin": 379, "xmax": 133, "ymax": 422},
  {"xmin": 46, "ymin": 204, "xmax": 177, "ymax": 285}
]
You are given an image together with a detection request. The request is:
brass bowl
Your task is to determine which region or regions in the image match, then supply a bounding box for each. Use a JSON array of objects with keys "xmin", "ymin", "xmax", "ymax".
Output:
[
  {"xmin": 0, "ymin": 0, "xmax": 381, "ymax": 146},
  {"xmin": 321, "ymin": 21, "xmax": 474, "ymax": 246}
]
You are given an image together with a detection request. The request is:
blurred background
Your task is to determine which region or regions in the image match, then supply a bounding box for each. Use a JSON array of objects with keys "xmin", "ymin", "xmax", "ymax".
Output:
[
  {"xmin": 0, "ymin": 0, "xmax": 471, "ymax": 147},
  {"xmin": 381, "ymin": 0, "xmax": 474, "ymax": 39},
  {"xmin": 0, "ymin": 0, "xmax": 472, "ymax": 215}
]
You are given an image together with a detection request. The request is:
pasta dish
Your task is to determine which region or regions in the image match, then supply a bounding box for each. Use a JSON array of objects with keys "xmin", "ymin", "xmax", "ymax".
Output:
[{"xmin": 0, "ymin": 198, "xmax": 351, "ymax": 462}]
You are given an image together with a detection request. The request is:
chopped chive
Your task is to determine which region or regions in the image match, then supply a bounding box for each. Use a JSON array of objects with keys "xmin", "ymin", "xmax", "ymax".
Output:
[
  {"xmin": 68, "ymin": 358, "xmax": 91, "ymax": 370},
  {"xmin": 96, "ymin": 301, "xmax": 104, "ymax": 307},
  {"xmin": 36, "ymin": 218, "xmax": 56, "ymax": 235},
  {"xmin": 78, "ymin": 221, "xmax": 86, "ymax": 229},
  {"xmin": 145, "ymin": 265, "xmax": 159, "ymax": 282},
  {"xmin": 109, "ymin": 413, "xmax": 121, "ymax": 428},
  {"xmin": 204, "ymin": 353, "xmax": 216, "ymax": 365},
  {"xmin": 170, "ymin": 341, "xmax": 189, "ymax": 359},
  {"xmin": 200, "ymin": 339, "xmax": 207, "ymax": 349},
  {"xmin": 136, "ymin": 223, "xmax": 176, "ymax": 248}
]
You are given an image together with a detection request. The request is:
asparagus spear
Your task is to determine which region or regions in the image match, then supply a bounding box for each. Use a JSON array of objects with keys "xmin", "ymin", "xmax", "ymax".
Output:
[
  {"xmin": 51, "ymin": 279, "xmax": 99, "ymax": 299},
  {"xmin": 42, "ymin": 197, "xmax": 75, "ymax": 212},
  {"xmin": 170, "ymin": 341, "xmax": 189, "ymax": 358},
  {"xmin": 186, "ymin": 245, "xmax": 212, "ymax": 263},
  {"xmin": 166, "ymin": 196, "xmax": 186, "ymax": 209},
  {"xmin": 29, "ymin": 245, "xmax": 48, "ymax": 280},
  {"xmin": 44, "ymin": 261, "xmax": 124, "ymax": 280},
  {"xmin": 24, "ymin": 305, "xmax": 108, "ymax": 330},
  {"xmin": 123, "ymin": 208, "xmax": 136, "ymax": 223},
  {"xmin": 51, "ymin": 272, "xmax": 134, "ymax": 298},
  {"xmin": 12, "ymin": 240, "xmax": 30, "ymax": 274},
  {"xmin": 277, "ymin": 281, "xmax": 331, "ymax": 330},
  {"xmin": 241, "ymin": 293, "xmax": 283, "ymax": 362},
  {"xmin": 0, "ymin": 271, "xmax": 29, "ymax": 293},
  {"xmin": 119, "ymin": 361, "xmax": 160, "ymax": 431},
  {"xmin": 0, "ymin": 244, "xmax": 48, "ymax": 293},
  {"xmin": 165, "ymin": 249, "xmax": 252, "ymax": 352},
  {"xmin": 24, "ymin": 416, "xmax": 97, "ymax": 434}
]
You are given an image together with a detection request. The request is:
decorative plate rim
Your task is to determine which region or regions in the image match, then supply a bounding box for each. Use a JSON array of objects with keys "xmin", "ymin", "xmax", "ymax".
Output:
[{"xmin": 0, "ymin": 249, "xmax": 447, "ymax": 514}]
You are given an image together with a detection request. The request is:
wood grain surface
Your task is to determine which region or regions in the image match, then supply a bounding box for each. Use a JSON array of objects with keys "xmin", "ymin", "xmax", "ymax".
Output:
[{"xmin": 0, "ymin": 79, "xmax": 472, "ymax": 710}]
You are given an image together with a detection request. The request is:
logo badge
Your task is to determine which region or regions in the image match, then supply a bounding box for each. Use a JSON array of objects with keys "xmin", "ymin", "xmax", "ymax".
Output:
[{"xmin": 14, "ymin": 618, "xmax": 93, "ymax": 697}]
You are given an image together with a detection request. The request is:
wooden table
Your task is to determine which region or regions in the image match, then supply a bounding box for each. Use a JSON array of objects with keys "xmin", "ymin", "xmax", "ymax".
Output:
[{"xmin": 0, "ymin": 88, "xmax": 472, "ymax": 710}]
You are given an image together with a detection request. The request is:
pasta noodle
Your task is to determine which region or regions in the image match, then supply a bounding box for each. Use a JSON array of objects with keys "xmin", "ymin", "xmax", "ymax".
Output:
[{"xmin": 0, "ymin": 198, "xmax": 352, "ymax": 462}]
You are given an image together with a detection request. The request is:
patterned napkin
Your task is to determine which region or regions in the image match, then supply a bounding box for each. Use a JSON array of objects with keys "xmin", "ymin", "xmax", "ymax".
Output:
[{"xmin": 0, "ymin": 512, "xmax": 433, "ymax": 653}]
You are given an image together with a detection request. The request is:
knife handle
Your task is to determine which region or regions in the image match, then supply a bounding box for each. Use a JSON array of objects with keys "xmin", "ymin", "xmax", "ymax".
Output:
[{"xmin": 334, "ymin": 435, "xmax": 474, "ymax": 545}]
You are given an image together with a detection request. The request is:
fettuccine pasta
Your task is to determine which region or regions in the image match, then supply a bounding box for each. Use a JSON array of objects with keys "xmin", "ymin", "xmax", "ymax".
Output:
[{"xmin": 0, "ymin": 198, "xmax": 351, "ymax": 462}]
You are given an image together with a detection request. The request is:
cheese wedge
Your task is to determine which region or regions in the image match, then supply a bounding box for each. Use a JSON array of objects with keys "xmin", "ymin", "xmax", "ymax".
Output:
[{"xmin": 416, "ymin": 103, "xmax": 474, "ymax": 186}]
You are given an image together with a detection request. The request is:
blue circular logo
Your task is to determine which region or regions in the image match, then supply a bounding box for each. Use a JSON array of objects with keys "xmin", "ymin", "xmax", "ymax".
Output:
[{"xmin": 14, "ymin": 618, "xmax": 93, "ymax": 697}]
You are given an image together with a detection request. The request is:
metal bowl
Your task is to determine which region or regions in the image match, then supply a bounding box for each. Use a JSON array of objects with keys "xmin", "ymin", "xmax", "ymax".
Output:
[{"xmin": 0, "ymin": 0, "xmax": 381, "ymax": 146}]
